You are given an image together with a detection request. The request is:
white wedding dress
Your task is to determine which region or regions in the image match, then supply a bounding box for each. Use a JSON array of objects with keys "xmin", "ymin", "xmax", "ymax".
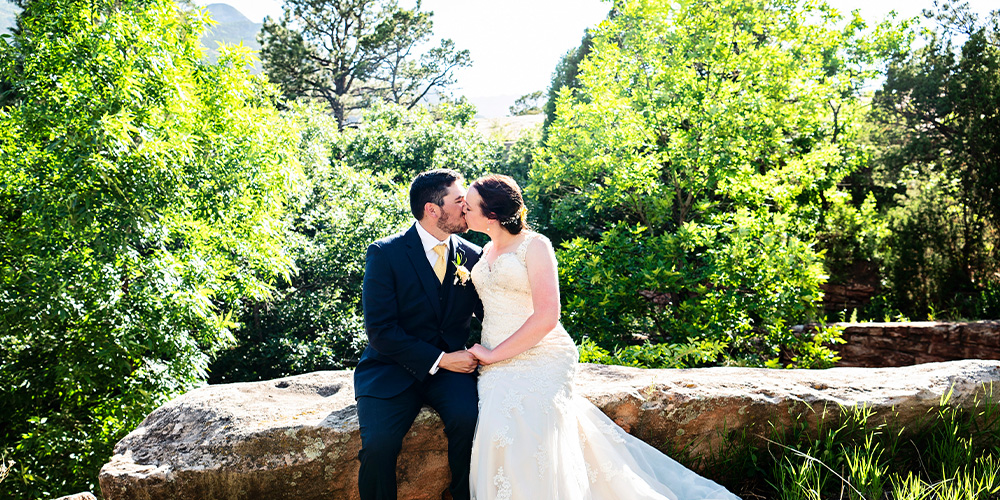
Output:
[{"xmin": 469, "ymin": 232, "xmax": 740, "ymax": 500}]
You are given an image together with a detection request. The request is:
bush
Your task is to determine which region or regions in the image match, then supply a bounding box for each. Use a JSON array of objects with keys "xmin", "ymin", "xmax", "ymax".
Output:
[
  {"xmin": 560, "ymin": 214, "xmax": 834, "ymax": 367},
  {"xmin": 879, "ymin": 171, "xmax": 1000, "ymax": 320}
]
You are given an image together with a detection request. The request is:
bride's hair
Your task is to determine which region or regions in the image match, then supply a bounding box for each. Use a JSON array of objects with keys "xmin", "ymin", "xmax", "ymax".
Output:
[{"xmin": 471, "ymin": 174, "xmax": 529, "ymax": 235}]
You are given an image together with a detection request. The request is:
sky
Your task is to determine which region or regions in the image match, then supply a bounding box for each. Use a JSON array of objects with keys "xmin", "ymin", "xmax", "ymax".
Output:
[{"xmin": 202, "ymin": 0, "xmax": 997, "ymax": 117}]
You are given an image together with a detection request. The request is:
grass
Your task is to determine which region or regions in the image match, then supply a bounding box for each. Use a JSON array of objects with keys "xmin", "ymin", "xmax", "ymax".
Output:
[{"xmin": 678, "ymin": 384, "xmax": 1000, "ymax": 499}]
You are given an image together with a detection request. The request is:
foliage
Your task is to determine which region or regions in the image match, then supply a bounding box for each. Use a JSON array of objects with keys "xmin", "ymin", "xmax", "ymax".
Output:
[
  {"xmin": 558, "ymin": 219, "xmax": 831, "ymax": 366},
  {"xmin": 509, "ymin": 90, "xmax": 544, "ymax": 116},
  {"xmin": 577, "ymin": 337, "xmax": 727, "ymax": 369},
  {"xmin": 497, "ymin": 128, "xmax": 540, "ymax": 192},
  {"xmin": 0, "ymin": 0, "xmax": 300, "ymax": 496},
  {"xmin": 210, "ymin": 101, "xmax": 503, "ymax": 383},
  {"xmin": 780, "ymin": 323, "xmax": 845, "ymax": 370},
  {"xmin": 542, "ymin": 30, "xmax": 594, "ymax": 137},
  {"xmin": 869, "ymin": 0, "xmax": 1000, "ymax": 320},
  {"xmin": 813, "ymin": 99, "xmax": 890, "ymax": 295},
  {"xmin": 815, "ymin": 191, "xmax": 888, "ymax": 288},
  {"xmin": 531, "ymin": 0, "xmax": 907, "ymax": 366},
  {"xmin": 259, "ymin": 0, "xmax": 471, "ymax": 129},
  {"xmin": 209, "ymin": 104, "xmax": 405, "ymax": 382},
  {"xmin": 680, "ymin": 385, "xmax": 1000, "ymax": 498},
  {"xmin": 333, "ymin": 100, "xmax": 501, "ymax": 184}
]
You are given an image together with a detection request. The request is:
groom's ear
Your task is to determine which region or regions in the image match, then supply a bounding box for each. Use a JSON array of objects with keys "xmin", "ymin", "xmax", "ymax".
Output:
[{"xmin": 423, "ymin": 202, "xmax": 440, "ymax": 220}]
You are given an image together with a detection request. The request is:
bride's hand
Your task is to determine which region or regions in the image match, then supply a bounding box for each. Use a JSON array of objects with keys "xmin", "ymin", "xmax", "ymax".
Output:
[{"xmin": 468, "ymin": 343, "xmax": 494, "ymax": 365}]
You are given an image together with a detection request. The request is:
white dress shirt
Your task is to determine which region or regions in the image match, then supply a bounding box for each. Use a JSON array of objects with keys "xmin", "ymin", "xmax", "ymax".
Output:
[
  {"xmin": 413, "ymin": 222, "xmax": 453, "ymax": 374},
  {"xmin": 414, "ymin": 220, "xmax": 454, "ymax": 268}
]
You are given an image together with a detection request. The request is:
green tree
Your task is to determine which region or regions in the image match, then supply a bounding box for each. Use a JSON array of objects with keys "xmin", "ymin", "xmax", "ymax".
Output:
[
  {"xmin": 870, "ymin": 0, "xmax": 1000, "ymax": 318},
  {"xmin": 498, "ymin": 129, "xmax": 540, "ymax": 192},
  {"xmin": 335, "ymin": 100, "xmax": 499, "ymax": 183},
  {"xmin": 531, "ymin": 0, "xmax": 907, "ymax": 365},
  {"xmin": 542, "ymin": 30, "xmax": 594, "ymax": 136},
  {"xmin": 509, "ymin": 90, "xmax": 545, "ymax": 116},
  {"xmin": 259, "ymin": 0, "xmax": 471, "ymax": 129},
  {"xmin": 0, "ymin": 0, "xmax": 300, "ymax": 495}
]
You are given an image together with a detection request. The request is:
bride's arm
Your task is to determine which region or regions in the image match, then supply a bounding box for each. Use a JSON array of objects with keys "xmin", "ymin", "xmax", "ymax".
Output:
[{"xmin": 469, "ymin": 237, "xmax": 560, "ymax": 365}]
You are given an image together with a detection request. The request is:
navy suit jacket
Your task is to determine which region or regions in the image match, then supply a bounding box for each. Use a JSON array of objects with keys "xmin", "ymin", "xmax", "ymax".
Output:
[{"xmin": 354, "ymin": 223, "xmax": 483, "ymax": 400}]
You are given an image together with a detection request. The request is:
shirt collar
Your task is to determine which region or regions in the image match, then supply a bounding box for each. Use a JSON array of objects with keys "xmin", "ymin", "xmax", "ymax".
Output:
[{"xmin": 414, "ymin": 221, "xmax": 452, "ymax": 253}]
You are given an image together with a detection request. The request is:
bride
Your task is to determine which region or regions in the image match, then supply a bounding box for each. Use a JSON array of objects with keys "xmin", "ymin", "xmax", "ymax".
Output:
[{"xmin": 463, "ymin": 174, "xmax": 740, "ymax": 500}]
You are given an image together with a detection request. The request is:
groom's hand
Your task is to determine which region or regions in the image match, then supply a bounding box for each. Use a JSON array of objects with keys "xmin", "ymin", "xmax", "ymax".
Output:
[{"xmin": 439, "ymin": 350, "xmax": 478, "ymax": 373}]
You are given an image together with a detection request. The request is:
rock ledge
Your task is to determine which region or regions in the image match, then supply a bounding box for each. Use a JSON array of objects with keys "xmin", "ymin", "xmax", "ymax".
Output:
[{"xmin": 100, "ymin": 360, "xmax": 1000, "ymax": 500}]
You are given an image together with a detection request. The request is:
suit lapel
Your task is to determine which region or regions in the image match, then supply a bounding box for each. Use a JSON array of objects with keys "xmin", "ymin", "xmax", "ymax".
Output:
[
  {"xmin": 404, "ymin": 225, "xmax": 443, "ymax": 322},
  {"xmin": 441, "ymin": 246, "xmax": 457, "ymax": 319}
]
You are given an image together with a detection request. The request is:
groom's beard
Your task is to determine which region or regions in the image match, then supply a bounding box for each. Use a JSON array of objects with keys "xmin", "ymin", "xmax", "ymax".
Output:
[{"xmin": 438, "ymin": 210, "xmax": 468, "ymax": 234}]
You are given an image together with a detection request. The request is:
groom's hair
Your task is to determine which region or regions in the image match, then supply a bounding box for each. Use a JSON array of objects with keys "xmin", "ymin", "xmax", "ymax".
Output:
[{"xmin": 409, "ymin": 169, "xmax": 464, "ymax": 220}]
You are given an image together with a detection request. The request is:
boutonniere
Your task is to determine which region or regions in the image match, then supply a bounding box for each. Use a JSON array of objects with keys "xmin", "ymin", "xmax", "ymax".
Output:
[{"xmin": 453, "ymin": 250, "xmax": 471, "ymax": 286}]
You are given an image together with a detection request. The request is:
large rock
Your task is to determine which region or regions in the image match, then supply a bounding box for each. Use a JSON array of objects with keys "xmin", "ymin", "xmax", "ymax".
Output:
[{"xmin": 99, "ymin": 360, "xmax": 1000, "ymax": 500}]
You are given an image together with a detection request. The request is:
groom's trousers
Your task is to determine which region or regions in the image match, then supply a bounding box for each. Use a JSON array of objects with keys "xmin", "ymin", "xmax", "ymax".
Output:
[{"xmin": 357, "ymin": 369, "xmax": 478, "ymax": 500}]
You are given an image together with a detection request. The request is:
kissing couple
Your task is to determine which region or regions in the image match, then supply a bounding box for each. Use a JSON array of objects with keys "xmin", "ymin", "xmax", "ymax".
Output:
[{"xmin": 353, "ymin": 169, "xmax": 740, "ymax": 499}]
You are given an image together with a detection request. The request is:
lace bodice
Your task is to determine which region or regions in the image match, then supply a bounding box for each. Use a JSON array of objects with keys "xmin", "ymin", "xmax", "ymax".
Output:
[
  {"xmin": 471, "ymin": 232, "xmax": 577, "ymax": 355},
  {"xmin": 472, "ymin": 232, "xmax": 543, "ymax": 348}
]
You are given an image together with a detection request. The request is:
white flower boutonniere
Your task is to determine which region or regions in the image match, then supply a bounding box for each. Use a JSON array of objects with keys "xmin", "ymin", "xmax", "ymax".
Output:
[{"xmin": 453, "ymin": 251, "xmax": 471, "ymax": 286}]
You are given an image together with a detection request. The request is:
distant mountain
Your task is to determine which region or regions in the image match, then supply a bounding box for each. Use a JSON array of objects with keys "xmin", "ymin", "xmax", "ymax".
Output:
[
  {"xmin": 201, "ymin": 3, "xmax": 263, "ymax": 72},
  {"xmin": 205, "ymin": 3, "xmax": 251, "ymax": 24},
  {"xmin": 0, "ymin": 2, "xmax": 19, "ymax": 34}
]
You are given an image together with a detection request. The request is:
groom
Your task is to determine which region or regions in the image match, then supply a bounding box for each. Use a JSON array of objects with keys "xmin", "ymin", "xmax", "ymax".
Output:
[{"xmin": 354, "ymin": 169, "xmax": 483, "ymax": 500}]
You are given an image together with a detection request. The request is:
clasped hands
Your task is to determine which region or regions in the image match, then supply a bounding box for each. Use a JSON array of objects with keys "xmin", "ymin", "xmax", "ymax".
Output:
[{"xmin": 438, "ymin": 344, "xmax": 496, "ymax": 373}]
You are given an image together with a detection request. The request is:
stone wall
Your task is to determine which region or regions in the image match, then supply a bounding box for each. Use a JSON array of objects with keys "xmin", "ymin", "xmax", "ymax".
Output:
[
  {"xmin": 828, "ymin": 321, "xmax": 1000, "ymax": 367},
  {"xmin": 820, "ymin": 282, "xmax": 878, "ymax": 315}
]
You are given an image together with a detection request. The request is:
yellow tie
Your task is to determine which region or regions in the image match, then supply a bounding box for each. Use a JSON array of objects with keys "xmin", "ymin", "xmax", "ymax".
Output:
[{"xmin": 432, "ymin": 243, "xmax": 448, "ymax": 284}]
